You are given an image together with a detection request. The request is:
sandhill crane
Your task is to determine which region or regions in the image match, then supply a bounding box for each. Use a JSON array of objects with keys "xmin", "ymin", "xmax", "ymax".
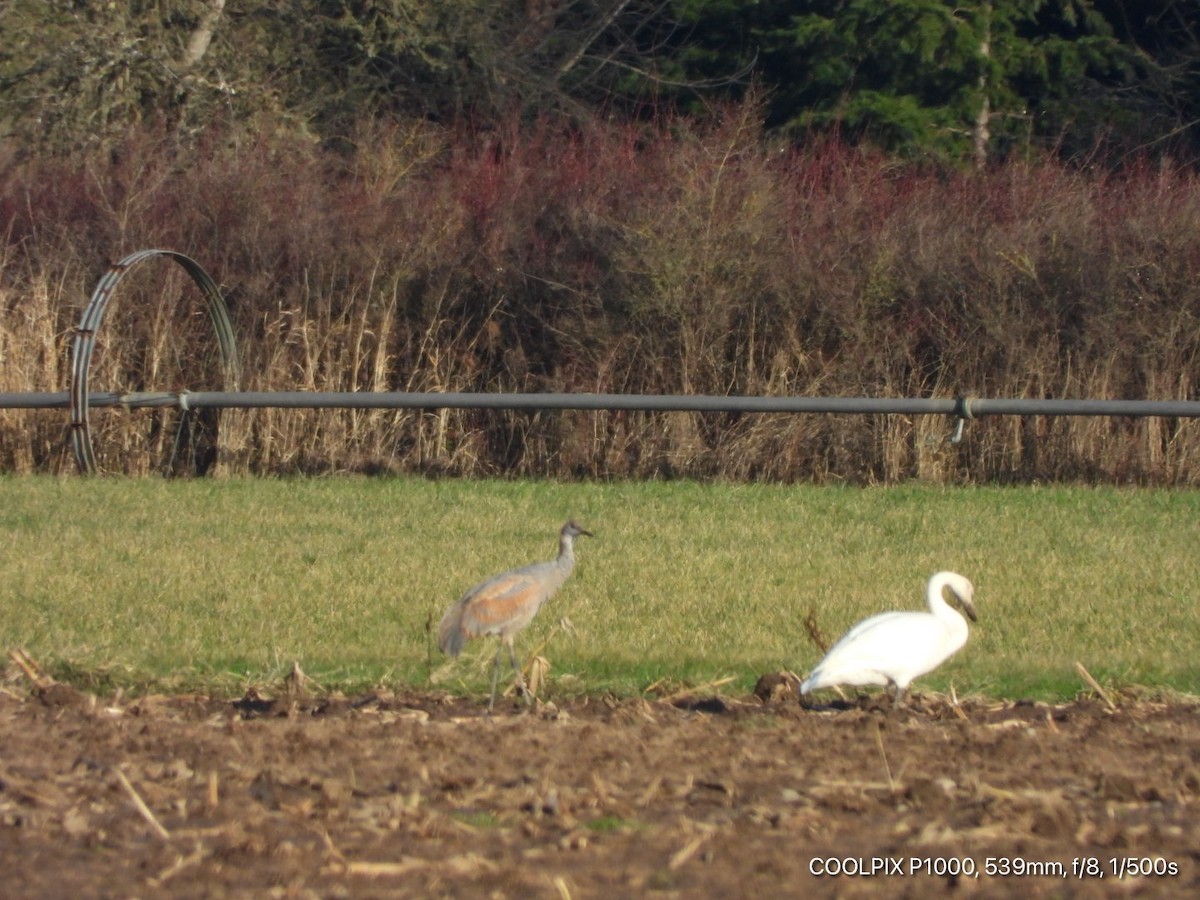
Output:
[
  {"xmin": 438, "ymin": 520, "xmax": 593, "ymax": 710},
  {"xmin": 800, "ymin": 571, "xmax": 977, "ymax": 709}
]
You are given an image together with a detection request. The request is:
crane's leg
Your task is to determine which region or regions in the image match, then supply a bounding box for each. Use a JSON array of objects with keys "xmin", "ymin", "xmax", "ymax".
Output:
[
  {"xmin": 506, "ymin": 639, "xmax": 531, "ymax": 705},
  {"xmin": 487, "ymin": 644, "xmax": 503, "ymax": 712},
  {"xmin": 890, "ymin": 681, "xmax": 907, "ymax": 710}
]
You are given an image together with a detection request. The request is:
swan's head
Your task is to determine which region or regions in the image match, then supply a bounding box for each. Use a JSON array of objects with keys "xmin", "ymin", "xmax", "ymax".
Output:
[{"xmin": 946, "ymin": 573, "xmax": 977, "ymax": 622}]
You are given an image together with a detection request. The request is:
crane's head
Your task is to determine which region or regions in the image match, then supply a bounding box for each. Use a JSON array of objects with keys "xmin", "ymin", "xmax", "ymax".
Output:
[{"xmin": 562, "ymin": 520, "xmax": 594, "ymax": 539}]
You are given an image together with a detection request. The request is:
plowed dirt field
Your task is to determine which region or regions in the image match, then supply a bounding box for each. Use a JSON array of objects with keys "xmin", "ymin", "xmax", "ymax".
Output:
[{"xmin": 2, "ymin": 678, "xmax": 1197, "ymax": 898}]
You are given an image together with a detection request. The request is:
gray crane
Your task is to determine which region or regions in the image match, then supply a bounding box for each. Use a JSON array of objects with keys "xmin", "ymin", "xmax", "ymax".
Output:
[{"xmin": 438, "ymin": 520, "xmax": 593, "ymax": 710}]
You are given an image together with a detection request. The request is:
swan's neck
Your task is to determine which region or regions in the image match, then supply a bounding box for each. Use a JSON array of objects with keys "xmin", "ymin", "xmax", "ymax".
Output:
[{"xmin": 927, "ymin": 575, "xmax": 963, "ymax": 622}]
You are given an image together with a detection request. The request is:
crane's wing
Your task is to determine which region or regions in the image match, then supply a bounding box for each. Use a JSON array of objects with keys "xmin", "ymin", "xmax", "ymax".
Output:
[{"xmin": 437, "ymin": 562, "xmax": 553, "ymax": 655}]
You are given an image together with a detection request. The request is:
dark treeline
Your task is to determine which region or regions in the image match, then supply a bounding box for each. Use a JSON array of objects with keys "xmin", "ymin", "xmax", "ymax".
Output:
[
  {"xmin": 2, "ymin": 1, "xmax": 1198, "ymax": 164},
  {"xmin": 2, "ymin": 3, "xmax": 1200, "ymax": 482}
]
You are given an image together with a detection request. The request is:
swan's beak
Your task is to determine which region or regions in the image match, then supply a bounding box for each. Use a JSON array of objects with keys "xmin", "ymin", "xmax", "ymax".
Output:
[{"xmin": 960, "ymin": 597, "xmax": 978, "ymax": 623}]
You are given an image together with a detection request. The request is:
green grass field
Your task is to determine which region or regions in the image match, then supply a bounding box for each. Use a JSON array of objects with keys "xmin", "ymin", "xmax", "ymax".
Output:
[{"xmin": 1, "ymin": 476, "xmax": 1197, "ymax": 701}]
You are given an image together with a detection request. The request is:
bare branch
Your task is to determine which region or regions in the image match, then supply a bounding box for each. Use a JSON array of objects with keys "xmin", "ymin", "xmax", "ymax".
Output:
[
  {"xmin": 177, "ymin": 0, "xmax": 226, "ymax": 73},
  {"xmin": 558, "ymin": 0, "xmax": 635, "ymax": 78}
]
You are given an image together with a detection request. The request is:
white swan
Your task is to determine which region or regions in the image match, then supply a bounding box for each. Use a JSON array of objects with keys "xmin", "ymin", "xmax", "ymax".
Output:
[{"xmin": 800, "ymin": 571, "xmax": 977, "ymax": 708}]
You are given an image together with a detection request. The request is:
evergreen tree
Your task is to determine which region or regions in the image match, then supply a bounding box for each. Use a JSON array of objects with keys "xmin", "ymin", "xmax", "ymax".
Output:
[{"xmin": 675, "ymin": 0, "xmax": 1133, "ymax": 164}]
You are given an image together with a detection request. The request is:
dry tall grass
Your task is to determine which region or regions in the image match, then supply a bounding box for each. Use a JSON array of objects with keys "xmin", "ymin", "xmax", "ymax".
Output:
[{"xmin": 3, "ymin": 108, "xmax": 1200, "ymax": 482}]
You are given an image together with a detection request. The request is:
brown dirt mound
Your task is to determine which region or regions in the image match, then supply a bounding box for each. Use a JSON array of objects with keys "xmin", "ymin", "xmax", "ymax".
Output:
[{"xmin": 1, "ymin": 677, "xmax": 1197, "ymax": 898}]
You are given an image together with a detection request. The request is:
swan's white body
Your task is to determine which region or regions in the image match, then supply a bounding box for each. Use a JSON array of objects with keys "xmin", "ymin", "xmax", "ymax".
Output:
[{"xmin": 801, "ymin": 571, "xmax": 977, "ymax": 707}]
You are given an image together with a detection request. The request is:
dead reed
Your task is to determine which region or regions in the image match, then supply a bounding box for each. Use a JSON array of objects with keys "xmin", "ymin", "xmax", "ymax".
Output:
[{"xmin": 4, "ymin": 108, "xmax": 1200, "ymax": 482}]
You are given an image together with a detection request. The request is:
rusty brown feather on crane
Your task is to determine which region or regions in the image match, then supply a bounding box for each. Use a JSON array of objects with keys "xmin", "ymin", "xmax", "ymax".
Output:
[{"xmin": 438, "ymin": 520, "xmax": 593, "ymax": 710}]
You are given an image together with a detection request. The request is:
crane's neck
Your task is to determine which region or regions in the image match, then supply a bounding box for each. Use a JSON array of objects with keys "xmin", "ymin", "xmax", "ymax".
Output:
[{"xmin": 556, "ymin": 533, "xmax": 577, "ymax": 569}]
